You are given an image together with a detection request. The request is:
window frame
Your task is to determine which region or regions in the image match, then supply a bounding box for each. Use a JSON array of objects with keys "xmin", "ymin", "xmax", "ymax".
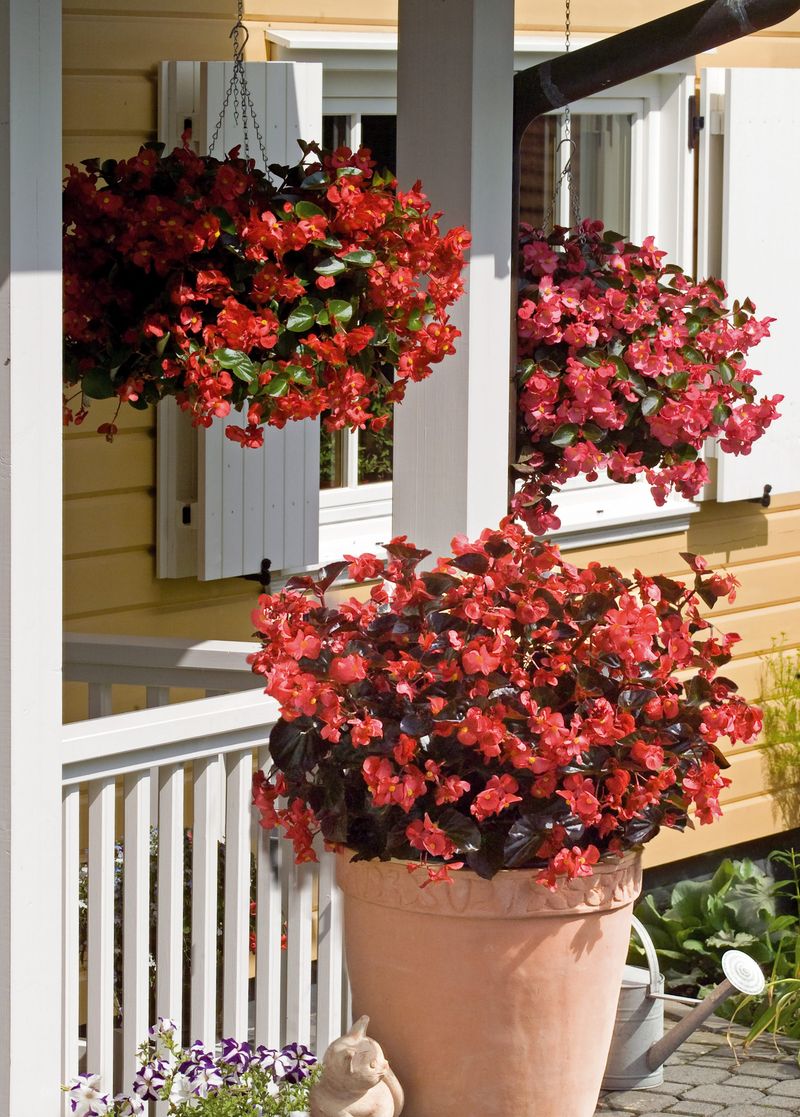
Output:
[{"xmin": 317, "ymin": 110, "xmax": 395, "ymax": 563}]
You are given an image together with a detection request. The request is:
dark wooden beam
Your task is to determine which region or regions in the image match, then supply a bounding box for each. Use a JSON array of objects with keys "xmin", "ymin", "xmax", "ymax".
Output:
[{"xmin": 514, "ymin": 0, "xmax": 800, "ymax": 144}]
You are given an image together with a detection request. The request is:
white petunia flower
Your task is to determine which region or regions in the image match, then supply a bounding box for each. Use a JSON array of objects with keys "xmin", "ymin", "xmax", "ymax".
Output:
[{"xmin": 65, "ymin": 1074, "xmax": 110, "ymax": 1117}]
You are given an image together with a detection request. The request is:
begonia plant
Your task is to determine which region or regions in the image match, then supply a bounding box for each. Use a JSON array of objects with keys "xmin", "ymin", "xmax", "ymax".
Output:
[
  {"xmin": 251, "ymin": 519, "xmax": 761, "ymax": 887},
  {"xmin": 63, "ymin": 142, "xmax": 468, "ymax": 444},
  {"xmin": 513, "ymin": 221, "xmax": 782, "ymax": 534}
]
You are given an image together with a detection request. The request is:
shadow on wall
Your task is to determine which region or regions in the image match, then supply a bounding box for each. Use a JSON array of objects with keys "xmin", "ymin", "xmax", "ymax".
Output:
[{"xmin": 685, "ymin": 499, "xmax": 769, "ymax": 561}]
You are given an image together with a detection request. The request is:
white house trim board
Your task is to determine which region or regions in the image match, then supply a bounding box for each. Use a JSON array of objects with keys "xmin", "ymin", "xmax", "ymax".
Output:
[
  {"xmin": 393, "ymin": 0, "xmax": 514, "ymax": 556},
  {"xmin": 0, "ymin": 0, "xmax": 63, "ymax": 1110}
]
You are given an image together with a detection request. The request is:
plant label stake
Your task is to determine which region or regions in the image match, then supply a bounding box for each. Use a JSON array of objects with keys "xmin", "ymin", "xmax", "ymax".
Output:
[{"xmin": 603, "ymin": 915, "xmax": 766, "ymax": 1091}]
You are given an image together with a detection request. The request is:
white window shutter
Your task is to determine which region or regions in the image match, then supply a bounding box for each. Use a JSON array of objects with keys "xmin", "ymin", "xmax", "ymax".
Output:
[
  {"xmin": 156, "ymin": 61, "xmax": 323, "ymax": 579},
  {"xmin": 698, "ymin": 68, "xmax": 800, "ymax": 504}
]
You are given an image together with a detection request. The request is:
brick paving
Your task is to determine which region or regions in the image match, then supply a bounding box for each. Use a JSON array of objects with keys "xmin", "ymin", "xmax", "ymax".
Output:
[{"xmin": 595, "ymin": 1016, "xmax": 800, "ymax": 1116}]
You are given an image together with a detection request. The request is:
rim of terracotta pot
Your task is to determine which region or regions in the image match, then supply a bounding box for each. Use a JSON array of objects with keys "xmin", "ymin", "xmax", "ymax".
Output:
[{"xmin": 335, "ymin": 848, "xmax": 642, "ymax": 920}]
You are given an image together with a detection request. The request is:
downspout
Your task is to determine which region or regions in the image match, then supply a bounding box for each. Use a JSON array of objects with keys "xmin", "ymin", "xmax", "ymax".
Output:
[{"xmin": 508, "ymin": 0, "xmax": 800, "ymax": 502}]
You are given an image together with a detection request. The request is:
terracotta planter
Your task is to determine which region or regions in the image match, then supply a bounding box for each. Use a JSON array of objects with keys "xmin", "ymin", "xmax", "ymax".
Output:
[{"xmin": 337, "ymin": 850, "xmax": 642, "ymax": 1117}]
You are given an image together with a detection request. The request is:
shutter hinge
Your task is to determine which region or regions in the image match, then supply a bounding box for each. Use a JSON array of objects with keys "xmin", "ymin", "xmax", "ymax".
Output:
[
  {"xmin": 747, "ymin": 484, "xmax": 772, "ymax": 509},
  {"xmin": 688, "ymin": 94, "xmax": 705, "ymax": 150}
]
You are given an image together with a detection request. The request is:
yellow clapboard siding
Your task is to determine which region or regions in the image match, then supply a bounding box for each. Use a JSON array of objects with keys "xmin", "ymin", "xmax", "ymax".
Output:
[
  {"xmin": 65, "ymin": 394, "xmax": 155, "ymax": 433},
  {"xmin": 64, "ymin": 430, "xmax": 155, "ymax": 497},
  {"xmin": 64, "ymin": 74, "xmax": 155, "ymax": 135},
  {"xmin": 64, "ymin": 15, "xmax": 232, "ymax": 73},
  {"xmin": 245, "ymin": 3, "xmax": 398, "ymax": 26},
  {"xmin": 65, "ymin": 593, "xmax": 261, "ymax": 640},
  {"xmin": 644, "ymin": 791, "xmax": 795, "ymax": 869},
  {"xmin": 65, "ymin": 491, "xmax": 154, "ymax": 557},
  {"xmin": 66, "ymin": 1, "xmax": 234, "ymax": 14},
  {"xmin": 708, "ymin": 554, "xmax": 800, "ymax": 618},
  {"xmin": 567, "ymin": 498, "xmax": 800, "ymax": 578},
  {"xmin": 711, "ymin": 601, "xmax": 800, "ymax": 660},
  {"xmin": 64, "ymin": 549, "xmax": 256, "ymax": 617},
  {"xmin": 717, "ymin": 651, "xmax": 800, "ymax": 704},
  {"xmin": 64, "ymin": 135, "xmax": 154, "ymax": 167}
]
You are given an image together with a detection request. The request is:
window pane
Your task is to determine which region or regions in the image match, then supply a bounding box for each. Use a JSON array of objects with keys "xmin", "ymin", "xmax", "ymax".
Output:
[
  {"xmin": 320, "ymin": 426, "xmax": 346, "ymax": 489},
  {"xmin": 358, "ymin": 400, "xmax": 393, "ymax": 485},
  {"xmin": 322, "ymin": 114, "xmax": 349, "ymax": 151},
  {"xmin": 519, "ymin": 113, "xmax": 632, "ymax": 237},
  {"xmin": 570, "ymin": 114, "xmax": 632, "ymax": 237},
  {"xmin": 361, "ymin": 115, "xmax": 397, "ymax": 174},
  {"xmin": 519, "ymin": 116, "xmax": 557, "ymax": 228}
]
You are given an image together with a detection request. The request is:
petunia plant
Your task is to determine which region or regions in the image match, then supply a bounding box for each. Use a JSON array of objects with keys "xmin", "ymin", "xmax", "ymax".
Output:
[
  {"xmin": 513, "ymin": 221, "xmax": 782, "ymax": 534},
  {"xmin": 251, "ymin": 519, "xmax": 762, "ymax": 888},
  {"xmin": 64, "ymin": 1018, "xmax": 317, "ymax": 1116},
  {"xmin": 63, "ymin": 142, "xmax": 469, "ymax": 443}
]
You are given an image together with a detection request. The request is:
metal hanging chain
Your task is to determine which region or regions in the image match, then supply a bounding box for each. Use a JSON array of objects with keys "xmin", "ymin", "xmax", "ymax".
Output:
[
  {"xmin": 542, "ymin": 0, "xmax": 582, "ymax": 233},
  {"xmin": 208, "ymin": 0, "xmax": 269, "ymax": 166}
]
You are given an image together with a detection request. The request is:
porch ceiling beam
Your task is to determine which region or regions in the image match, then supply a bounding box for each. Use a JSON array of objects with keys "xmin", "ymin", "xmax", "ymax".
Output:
[{"xmin": 514, "ymin": 0, "xmax": 800, "ymax": 142}]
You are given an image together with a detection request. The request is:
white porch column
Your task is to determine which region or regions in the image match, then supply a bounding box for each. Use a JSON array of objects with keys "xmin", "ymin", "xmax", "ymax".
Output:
[
  {"xmin": 0, "ymin": 0, "xmax": 63, "ymax": 1112},
  {"xmin": 393, "ymin": 0, "xmax": 514, "ymax": 558}
]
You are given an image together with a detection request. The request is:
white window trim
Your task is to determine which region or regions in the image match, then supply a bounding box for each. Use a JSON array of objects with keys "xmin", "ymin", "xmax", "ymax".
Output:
[
  {"xmin": 316, "ymin": 110, "xmax": 394, "ymax": 564},
  {"xmin": 277, "ymin": 32, "xmax": 700, "ymax": 553}
]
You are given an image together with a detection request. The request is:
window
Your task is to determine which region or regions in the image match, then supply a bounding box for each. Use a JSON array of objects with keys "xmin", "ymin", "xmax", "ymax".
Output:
[
  {"xmin": 518, "ymin": 105, "xmax": 699, "ymax": 546},
  {"xmin": 318, "ymin": 112, "xmax": 397, "ymax": 563}
]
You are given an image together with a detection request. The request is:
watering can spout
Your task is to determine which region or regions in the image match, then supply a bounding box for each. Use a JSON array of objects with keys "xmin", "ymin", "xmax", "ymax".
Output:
[
  {"xmin": 645, "ymin": 951, "xmax": 766, "ymax": 1071},
  {"xmin": 603, "ymin": 917, "xmax": 766, "ymax": 1093}
]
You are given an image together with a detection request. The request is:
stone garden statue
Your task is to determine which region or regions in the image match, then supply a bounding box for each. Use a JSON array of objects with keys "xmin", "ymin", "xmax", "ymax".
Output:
[{"xmin": 309, "ymin": 1016, "xmax": 404, "ymax": 1117}]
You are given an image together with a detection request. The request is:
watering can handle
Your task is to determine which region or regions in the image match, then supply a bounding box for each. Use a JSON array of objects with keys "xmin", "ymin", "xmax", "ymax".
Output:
[{"xmin": 630, "ymin": 914, "xmax": 661, "ymax": 997}]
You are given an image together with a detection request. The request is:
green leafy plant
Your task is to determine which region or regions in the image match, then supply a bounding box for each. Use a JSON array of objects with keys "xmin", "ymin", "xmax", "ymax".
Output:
[
  {"xmin": 630, "ymin": 858, "xmax": 783, "ymax": 999},
  {"xmin": 737, "ymin": 848, "xmax": 800, "ymax": 1047}
]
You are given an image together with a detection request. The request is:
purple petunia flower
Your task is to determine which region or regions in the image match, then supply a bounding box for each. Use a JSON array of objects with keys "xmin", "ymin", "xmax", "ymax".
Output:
[
  {"xmin": 220, "ymin": 1037, "xmax": 253, "ymax": 1073},
  {"xmin": 273, "ymin": 1043, "xmax": 318, "ymax": 1084},
  {"xmin": 253, "ymin": 1045, "xmax": 279, "ymax": 1072},
  {"xmin": 131, "ymin": 1060, "xmax": 167, "ymax": 1101}
]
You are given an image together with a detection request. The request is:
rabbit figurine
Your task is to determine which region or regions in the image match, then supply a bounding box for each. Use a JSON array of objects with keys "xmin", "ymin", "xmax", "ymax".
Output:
[{"xmin": 309, "ymin": 1016, "xmax": 404, "ymax": 1117}]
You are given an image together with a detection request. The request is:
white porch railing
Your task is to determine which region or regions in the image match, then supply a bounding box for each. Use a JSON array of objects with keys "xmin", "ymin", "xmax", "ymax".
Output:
[{"xmin": 62, "ymin": 635, "xmax": 348, "ymax": 1104}]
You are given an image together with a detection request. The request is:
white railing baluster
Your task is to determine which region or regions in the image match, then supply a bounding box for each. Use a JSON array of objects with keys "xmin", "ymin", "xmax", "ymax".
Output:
[
  {"xmin": 191, "ymin": 755, "xmax": 219, "ymax": 1048},
  {"xmin": 61, "ymin": 658, "xmax": 354, "ymax": 1093},
  {"xmin": 282, "ymin": 853, "xmax": 314, "ymax": 1048},
  {"xmin": 315, "ymin": 847, "xmax": 344, "ymax": 1055},
  {"xmin": 254, "ymin": 747, "xmax": 283, "ymax": 1050},
  {"xmin": 87, "ymin": 777, "xmax": 117, "ymax": 1094},
  {"xmin": 122, "ymin": 770, "xmax": 151, "ymax": 1087},
  {"xmin": 61, "ymin": 785, "xmax": 81, "ymax": 1109},
  {"xmin": 88, "ymin": 682, "xmax": 113, "ymax": 720},
  {"xmin": 156, "ymin": 764, "xmax": 185, "ymax": 1027},
  {"xmin": 222, "ymin": 749, "xmax": 252, "ymax": 1039},
  {"xmin": 147, "ymin": 688, "xmax": 170, "ymax": 831}
]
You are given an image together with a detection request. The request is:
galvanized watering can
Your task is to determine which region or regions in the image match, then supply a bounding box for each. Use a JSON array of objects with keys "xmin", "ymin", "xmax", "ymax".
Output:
[{"xmin": 602, "ymin": 915, "xmax": 766, "ymax": 1091}]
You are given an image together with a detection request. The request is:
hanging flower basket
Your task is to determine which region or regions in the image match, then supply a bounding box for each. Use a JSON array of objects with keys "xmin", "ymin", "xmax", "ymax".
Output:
[
  {"xmin": 513, "ymin": 221, "xmax": 782, "ymax": 534},
  {"xmin": 63, "ymin": 142, "xmax": 469, "ymax": 443}
]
